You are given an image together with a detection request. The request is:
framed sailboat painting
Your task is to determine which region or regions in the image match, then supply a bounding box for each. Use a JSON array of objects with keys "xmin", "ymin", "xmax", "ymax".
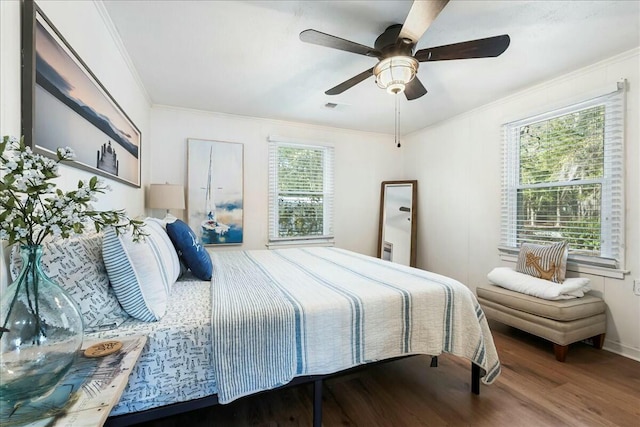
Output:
[{"xmin": 187, "ymin": 138, "xmax": 244, "ymax": 245}]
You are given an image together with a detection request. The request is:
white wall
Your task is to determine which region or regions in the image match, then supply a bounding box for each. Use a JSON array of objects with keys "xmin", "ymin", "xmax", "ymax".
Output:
[
  {"xmin": 0, "ymin": 0, "xmax": 150, "ymax": 289},
  {"xmin": 403, "ymin": 49, "xmax": 640, "ymax": 361},
  {"xmin": 149, "ymin": 106, "xmax": 402, "ymax": 256}
]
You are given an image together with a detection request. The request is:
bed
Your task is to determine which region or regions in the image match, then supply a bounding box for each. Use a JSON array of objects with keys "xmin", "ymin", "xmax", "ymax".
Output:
[{"xmin": 96, "ymin": 247, "xmax": 500, "ymax": 425}]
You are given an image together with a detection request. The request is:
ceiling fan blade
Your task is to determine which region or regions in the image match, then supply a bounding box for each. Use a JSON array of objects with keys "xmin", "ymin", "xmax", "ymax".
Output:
[
  {"xmin": 300, "ymin": 29, "xmax": 380, "ymax": 57},
  {"xmin": 325, "ymin": 68, "xmax": 374, "ymax": 95},
  {"xmin": 414, "ymin": 34, "xmax": 511, "ymax": 62},
  {"xmin": 398, "ymin": 0, "xmax": 449, "ymax": 44},
  {"xmin": 404, "ymin": 77, "xmax": 428, "ymax": 100}
]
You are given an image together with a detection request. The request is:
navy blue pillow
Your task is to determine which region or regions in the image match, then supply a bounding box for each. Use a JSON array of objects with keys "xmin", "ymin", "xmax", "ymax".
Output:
[{"xmin": 165, "ymin": 219, "xmax": 213, "ymax": 280}]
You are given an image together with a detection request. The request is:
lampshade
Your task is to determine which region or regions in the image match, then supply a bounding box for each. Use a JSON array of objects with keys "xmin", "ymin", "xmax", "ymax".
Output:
[
  {"xmin": 373, "ymin": 56, "xmax": 418, "ymax": 94},
  {"xmin": 148, "ymin": 184, "xmax": 185, "ymax": 212}
]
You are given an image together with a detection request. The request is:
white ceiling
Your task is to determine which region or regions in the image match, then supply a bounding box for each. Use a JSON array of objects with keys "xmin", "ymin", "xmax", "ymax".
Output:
[{"xmin": 101, "ymin": 0, "xmax": 640, "ymax": 136}]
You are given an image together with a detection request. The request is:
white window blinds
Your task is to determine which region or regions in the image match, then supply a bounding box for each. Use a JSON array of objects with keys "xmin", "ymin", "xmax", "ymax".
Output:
[
  {"xmin": 268, "ymin": 137, "xmax": 334, "ymax": 243},
  {"xmin": 501, "ymin": 81, "xmax": 625, "ymax": 268}
]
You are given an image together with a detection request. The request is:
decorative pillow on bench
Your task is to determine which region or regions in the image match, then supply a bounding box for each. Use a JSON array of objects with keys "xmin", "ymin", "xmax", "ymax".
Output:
[
  {"xmin": 10, "ymin": 232, "xmax": 130, "ymax": 332},
  {"xmin": 516, "ymin": 241, "xmax": 568, "ymax": 284}
]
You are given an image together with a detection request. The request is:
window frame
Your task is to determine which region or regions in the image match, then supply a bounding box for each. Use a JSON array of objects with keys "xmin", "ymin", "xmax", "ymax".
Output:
[
  {"xmin": 268, "ymin": 138, "xmax": 334, "ymax": 246},
  {"xmin": 500, "ymin": 83, "xmax": 626, "ymax": 274}
]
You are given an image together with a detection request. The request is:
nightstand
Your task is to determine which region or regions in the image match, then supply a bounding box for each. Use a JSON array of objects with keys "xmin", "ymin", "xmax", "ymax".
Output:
[{"xmin": 1, "ymin": 335, "xmax": 146, "ymax": 427}]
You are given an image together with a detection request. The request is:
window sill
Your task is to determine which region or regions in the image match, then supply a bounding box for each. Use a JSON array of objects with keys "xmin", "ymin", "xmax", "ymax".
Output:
[
  {"xmin": 266, "ymin": 238, "xmax": 335, "ymax": 249},
  {"xmin": 498, "ymin": 251, "xmax": 629, "ymax": 280}
]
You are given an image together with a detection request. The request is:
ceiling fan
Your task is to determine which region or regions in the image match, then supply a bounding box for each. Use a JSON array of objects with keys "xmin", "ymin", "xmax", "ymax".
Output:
[{"xmin": 299, "ymin": 0, "xmax": 510, "ymax": 100}]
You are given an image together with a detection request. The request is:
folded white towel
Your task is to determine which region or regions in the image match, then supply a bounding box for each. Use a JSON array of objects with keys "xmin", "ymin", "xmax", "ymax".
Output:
[{"xmin": 487, "ymin": 267, "xmax": 591, "ymax": 300}]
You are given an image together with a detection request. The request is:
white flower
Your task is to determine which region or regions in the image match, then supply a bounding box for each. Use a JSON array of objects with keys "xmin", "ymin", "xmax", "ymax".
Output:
[
  {"xmin": 5, "ymin": 160, "xmax": 18, "ymax": 171},
  {"xmin": 22, "ymin": 168, "xmax": 45, "ymax": 183},
  {"xmin": 56, "ymin": 146, "xmax": 75, "ymax": 158},
  {"xmin": 50, "ymin": 224, "xmax": 62, "ymax": 237},
  {"xmin": 14, "ymin": 179, "xmax": 28, "ymax": 192}
]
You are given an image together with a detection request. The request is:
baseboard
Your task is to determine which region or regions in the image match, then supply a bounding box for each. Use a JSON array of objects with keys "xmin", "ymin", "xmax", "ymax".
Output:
[{"xmin": 603, "ymin": 340, "xmax": 640, "ymax": 362}]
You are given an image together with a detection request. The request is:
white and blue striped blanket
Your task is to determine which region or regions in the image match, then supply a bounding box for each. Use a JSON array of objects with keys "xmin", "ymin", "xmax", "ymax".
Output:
[{"xmin": 210, "ymin": 247, "xmax": 500, "ymax": 404}]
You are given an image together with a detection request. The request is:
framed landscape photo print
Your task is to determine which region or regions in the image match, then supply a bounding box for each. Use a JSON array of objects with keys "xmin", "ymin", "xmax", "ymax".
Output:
[
  {"xmin": 187, "ymin": 138, "xmax": 244, "ymax": 245},
  {"xmin": 21, "ymin": 1, "xmax": 141, "ymax": 187}
]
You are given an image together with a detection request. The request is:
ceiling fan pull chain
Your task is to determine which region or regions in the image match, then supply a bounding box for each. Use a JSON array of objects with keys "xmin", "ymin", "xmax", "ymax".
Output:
[{"xmin": 395, "ymin": 93, "xmax": 401, "ymax": 148}]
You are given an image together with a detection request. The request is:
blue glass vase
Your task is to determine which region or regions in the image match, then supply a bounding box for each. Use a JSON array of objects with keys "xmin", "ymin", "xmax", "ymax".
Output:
[{"xmin": 0, "ymin": 245, "xmax": 84, "ymax": 408}]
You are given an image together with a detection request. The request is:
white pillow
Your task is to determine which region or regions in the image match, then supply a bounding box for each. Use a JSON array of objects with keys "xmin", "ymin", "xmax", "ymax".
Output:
[
  {"xmin": 10, "ymin": 233, "xmax": 129, "ymax": 332},
  {"xmin": 102, "ymin": 218, "xmax": 180, "ymax": 321},
  {"xmin": 145, "ymin": 217, "xmax": 182, "ymax": 292},
  {"xmin": 487, "ymin": 267, "xmax": 590, "ymax": 300}
]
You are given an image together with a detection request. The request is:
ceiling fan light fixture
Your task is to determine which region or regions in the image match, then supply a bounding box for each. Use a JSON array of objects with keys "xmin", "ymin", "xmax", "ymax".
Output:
[{"xmin": 374, "ymin": 56, "xmax": 418, "ymax": 94}]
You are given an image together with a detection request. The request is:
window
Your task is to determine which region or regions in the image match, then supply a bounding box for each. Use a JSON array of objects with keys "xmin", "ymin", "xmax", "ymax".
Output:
[
  {"xmin": 268, "ymin": 138, "xmax": 334, "ymax": 244},
  {"xmin": 501, "ymin": 83, "xmax": 625, "ymax": 268}
]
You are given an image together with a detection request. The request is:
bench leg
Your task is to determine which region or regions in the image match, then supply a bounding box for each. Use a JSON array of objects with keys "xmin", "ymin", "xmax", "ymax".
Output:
[
  {"xmin": 553, "ymin": 344, "xmax": 568, "ymax": 362},
  {"xmin": 471, "ymin": 363, "xmax": 480, "ymax": 395},
  {"xmin": 591, "ymin": 333, "xmax": 606, "ymax": 349}
]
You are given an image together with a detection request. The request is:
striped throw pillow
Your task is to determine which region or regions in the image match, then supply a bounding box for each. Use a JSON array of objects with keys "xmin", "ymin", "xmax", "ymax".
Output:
[
  {"xmin": 102, "ymin": 219, "xmax": 180, "ymax": 321},
  {"xmin": 516, "ymin": 241, "xmax": 568, "ymax": 283}
]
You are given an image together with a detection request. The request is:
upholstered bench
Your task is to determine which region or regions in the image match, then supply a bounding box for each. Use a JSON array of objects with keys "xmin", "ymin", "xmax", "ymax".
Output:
[{"xmin": 476, "ymin": 283, "xmax": 606, "ymax": 362}]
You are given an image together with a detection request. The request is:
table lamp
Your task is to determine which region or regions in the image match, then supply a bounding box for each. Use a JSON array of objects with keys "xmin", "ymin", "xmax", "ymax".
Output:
[{"xmin": 148, "ymin": 183, "xmax": 185, "ymax": 217}]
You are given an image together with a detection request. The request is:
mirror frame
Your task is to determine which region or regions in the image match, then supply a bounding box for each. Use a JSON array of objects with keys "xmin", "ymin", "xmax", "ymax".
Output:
[{"xmin": 377, "ymin": 180, "xmax": 418, "ymax": 267}]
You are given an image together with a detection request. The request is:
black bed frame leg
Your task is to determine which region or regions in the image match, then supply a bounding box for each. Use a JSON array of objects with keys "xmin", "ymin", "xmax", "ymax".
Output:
[
  {"xmin": 471, "ymin": 363, "xmax": 480, "ymax": 395},
  {"xmin": 430, "ymin": 356, "xmax": 438, "ymax": 367},
  {"xmin": 313, "ymin": 379, "xmax": 323, "ymax": 427}
]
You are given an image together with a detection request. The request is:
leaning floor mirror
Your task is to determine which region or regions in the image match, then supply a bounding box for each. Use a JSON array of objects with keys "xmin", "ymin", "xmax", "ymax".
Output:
[{"xmin": 377, "ymin": 180, "xmax": 417, "ymax": 267}]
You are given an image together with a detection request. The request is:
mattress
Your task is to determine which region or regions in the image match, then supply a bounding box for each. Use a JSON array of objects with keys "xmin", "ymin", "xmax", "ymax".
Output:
[{"xmin": 86, "ymin": 276, "xmax": 216, "ymax": 416}]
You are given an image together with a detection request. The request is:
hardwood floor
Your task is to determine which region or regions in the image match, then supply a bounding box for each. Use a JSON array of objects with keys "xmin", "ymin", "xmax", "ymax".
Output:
[{"xmin": 138, "ymin": 320, "xmax": 640, "ymax": 426}]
